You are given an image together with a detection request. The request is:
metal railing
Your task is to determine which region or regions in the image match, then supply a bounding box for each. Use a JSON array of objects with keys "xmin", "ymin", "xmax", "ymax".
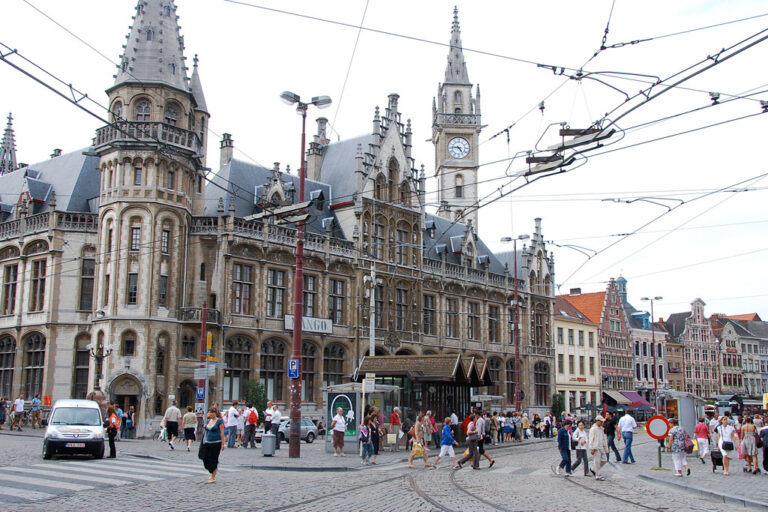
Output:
[{"xmin": 95, "ymin": 121, "xmax": 201, "ymax": 153}]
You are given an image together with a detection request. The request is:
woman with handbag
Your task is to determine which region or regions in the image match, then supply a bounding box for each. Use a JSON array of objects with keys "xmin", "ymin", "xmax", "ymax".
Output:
[
  {"xmin": 667, "ymin": 418, "xmax": 690, "ymax": 477},
  {"xmin": 407, "ymin": 412, "xmax": 432, "ymax": 469},
  {"xmin": 457, "ymin": 413, "xmax": 479, "ymax": 469},
  {"xmin": 200, "ymin": 407, "xmax": 226, "ymax": 484},
  {"xmin": 717, "ymin": 415, "xmax": 738, "ymax": 476},
  {"xmin": 570, "ymin": 420, "xmax": 590, "ymax": 476}
]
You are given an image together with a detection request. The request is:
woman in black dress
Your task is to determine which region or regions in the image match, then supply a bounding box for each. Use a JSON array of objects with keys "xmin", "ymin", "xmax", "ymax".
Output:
[{"xmin": 370, "ymin": 407, "xmax": 381, "ymax": 464}]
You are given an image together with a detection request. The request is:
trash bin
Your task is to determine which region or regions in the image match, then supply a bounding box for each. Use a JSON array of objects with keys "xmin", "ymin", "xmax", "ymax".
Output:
[{"xmin": 262, "ymin": 433, "xmax": 276, "ymax": 456}]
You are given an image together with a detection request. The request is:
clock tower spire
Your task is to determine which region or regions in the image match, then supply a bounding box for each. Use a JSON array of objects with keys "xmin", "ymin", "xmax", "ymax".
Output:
[{"xmin": 433, "ymin": 7, "xmax": 481, "ymax": 229}]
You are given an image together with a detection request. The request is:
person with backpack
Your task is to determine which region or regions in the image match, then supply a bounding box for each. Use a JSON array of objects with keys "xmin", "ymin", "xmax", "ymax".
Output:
[
  {"xmin": 243, "ymin": 404, "xmax": 258, "ymax": 449},
  {"xmin": 667, "ymin": 417, "xmax": 691, "ymax": 477}
]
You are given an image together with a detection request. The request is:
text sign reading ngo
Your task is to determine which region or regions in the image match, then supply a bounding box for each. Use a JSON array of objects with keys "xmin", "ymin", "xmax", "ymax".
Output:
[{"xmin": 284, "ymin": 315, "xmax": 333, "ymax": 334}]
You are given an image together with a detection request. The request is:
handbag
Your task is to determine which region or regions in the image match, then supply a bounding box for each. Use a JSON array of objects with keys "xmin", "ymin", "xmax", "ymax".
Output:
[
  {"xmin": 683, "ymin": 430, "xmax": 694, "ymax": 454},
  {"xmin": 467, "ymin": 433, "xmax": 478, "ymax": 442},
  {"xmin": 198, "ymin": 439, "xmax": 205, "ymax": 460},
  {"xmin": 756, "ymin": 435, "xmax": 764, "ymax": 449},
  {"xmin": 722, "ymin": 441, "xmax": 734, "ymax": 451}
]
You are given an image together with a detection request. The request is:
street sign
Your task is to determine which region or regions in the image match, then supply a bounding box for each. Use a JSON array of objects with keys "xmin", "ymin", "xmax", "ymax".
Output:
[
  {"xmin": 288, "ymin": 358, "xmax": 299, "ymax": 379},
  {"xmin": 646, "ymin": 415, "xmax": 671, "ymax": 440},
  {"xmin": 363, "ymin": 377, "xmax": 375, "ymax": 393},
  {"xmin": 196, "ymin": 387, "xmax": 205, "ymax": 400},
  {"xmin": 365, "ymin": 373, "xmax": 376, "ymax": 380}
]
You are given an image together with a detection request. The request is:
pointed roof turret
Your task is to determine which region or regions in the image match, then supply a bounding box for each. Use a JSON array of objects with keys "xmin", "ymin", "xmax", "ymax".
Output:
[
  {"xmin": 112, "ymin": 0, "xmax": 189, "ymax": 93},
  {"xmin": 190, "ymin": 54, "xmax": 208, "ymax": 113},
  {"xmin": 0, "ymin": 113, "xmax": 18, "ymax": 175},
  {"xmin": 445, "ymin": 6, "xmax": 470, "ymax": 84}
]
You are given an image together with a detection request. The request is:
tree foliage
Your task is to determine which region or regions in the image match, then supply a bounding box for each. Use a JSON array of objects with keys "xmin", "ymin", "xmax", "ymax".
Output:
[
  {"xmin": 245, "ymin": 380, "xmax": 267, "ymax": 416},
  {"xmin": 551, "ymin": 392, "xmax": 565, "ymax": 419}
]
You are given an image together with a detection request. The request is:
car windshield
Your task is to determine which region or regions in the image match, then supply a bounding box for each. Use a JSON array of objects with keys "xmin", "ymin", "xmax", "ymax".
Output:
[{"xmin": 50, "ymin": 407, "xmax": 102, "ymax": 426}]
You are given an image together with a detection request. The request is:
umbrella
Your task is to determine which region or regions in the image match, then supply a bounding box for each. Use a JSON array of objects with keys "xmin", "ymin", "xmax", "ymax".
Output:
[
  {"xmin": 630, "ymin": 404, "xmax": 655, "ymax": 412},
  {"xmin": 579, "ymin": 403, "xmax": 601, "ymax": 411}
]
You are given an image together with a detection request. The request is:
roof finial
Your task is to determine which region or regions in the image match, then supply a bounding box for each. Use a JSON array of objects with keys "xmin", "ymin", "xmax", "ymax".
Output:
[
  {"xmin": 193, "ymin": 53, "xmax": 199, "ymax": 69},
  {"xmin": 0, "ymin": 113, "xmax": 18, "ymax": 175},
  {"xmin": 445, "ymin": 7, "xmax": 470, "ymax": 84}
]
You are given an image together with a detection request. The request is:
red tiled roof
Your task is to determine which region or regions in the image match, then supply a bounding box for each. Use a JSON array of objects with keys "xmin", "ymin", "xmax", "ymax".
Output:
[
  {"xmin": 555, "ymin": 296, "xmax": 597, "ymax": 325},
  {"xmin": 724, "ymin": 313, "xmax": 762, "ymax": 322},
  {"xmin": 561, "ymin": 291, "xmax": 605, "ymax": 324}
]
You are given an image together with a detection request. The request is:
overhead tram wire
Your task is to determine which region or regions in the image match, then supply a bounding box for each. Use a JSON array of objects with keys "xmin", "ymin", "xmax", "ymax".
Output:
[
  {"xmin": 330, "ymin": 0, "xmax": 370, "ymax": 132},
  {"xmin": 21, "ymin": 0, "xmax": 268, "ymax": 170},
  {"xmin": 558, "ymin": 169, "xmax": 768, "ymax": 287}
]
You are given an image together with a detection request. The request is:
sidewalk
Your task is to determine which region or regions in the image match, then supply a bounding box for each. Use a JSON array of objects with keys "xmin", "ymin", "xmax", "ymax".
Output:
[{"xmin": 608, "ymin": 432, "xmax": 768, "ymax": 510}]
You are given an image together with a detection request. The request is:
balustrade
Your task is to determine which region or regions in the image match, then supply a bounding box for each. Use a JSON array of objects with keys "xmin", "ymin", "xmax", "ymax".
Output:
[{"xmin": 95, "ymin": 121, "xmax": 201, "ymax": 153}]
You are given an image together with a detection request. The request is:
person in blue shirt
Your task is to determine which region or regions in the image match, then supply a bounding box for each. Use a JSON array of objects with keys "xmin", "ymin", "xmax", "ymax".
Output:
[
  {"xmin": 201, "ymin": 407, "xmax": 227, "ymax": 484},
  {"xmin": 30, "ymin": 394, "xmax": 41, "ymax": 429},
  {"xmin": 556, "ymin": 419, "xmax": 573, "ymax": 476},
  {"xmin": 432, "ymin": 417, "xmax": 460, "ymax": 469}
]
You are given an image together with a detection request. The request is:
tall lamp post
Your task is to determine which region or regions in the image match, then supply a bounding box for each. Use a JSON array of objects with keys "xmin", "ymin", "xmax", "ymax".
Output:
[
  {"xmin": 280, "ymin": 91, "xmax": 331, "ymax": 458},
  {"xmin": 641, "ymin": 296, "xmax": 663, "ymax": 411},
  {"xmin": 85, "ymin": 341, "xmax": 113, "ymax": 391},
  {"xmin": 501, "ymin": 234, "xmax": 530, "ymax": 411}
]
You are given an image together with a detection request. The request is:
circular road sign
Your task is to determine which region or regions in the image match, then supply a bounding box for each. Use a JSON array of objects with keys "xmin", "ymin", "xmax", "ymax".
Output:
[{"xmin": 646, "ymin": 415, "xmax": 671, "ymax": 440}]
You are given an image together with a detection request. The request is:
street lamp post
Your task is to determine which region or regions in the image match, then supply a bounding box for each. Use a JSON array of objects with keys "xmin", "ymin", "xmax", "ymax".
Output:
[
  {"xmin": 501, "ymin": 234, "xmax": 530, "ymax": 411},
  {"xmin": 641, "ymin": 296, "xmax": 663, "ymax": 410},
  {"xmin": 280, "ymin": 91, "xmax": 331, "ymax": 458},
  {"xmin": 85, "ymin": 341, "xmax": 113, "ymax": 391}
]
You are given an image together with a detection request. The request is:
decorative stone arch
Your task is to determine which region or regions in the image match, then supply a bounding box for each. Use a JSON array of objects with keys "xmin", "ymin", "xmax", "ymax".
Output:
[
  {"xmin": 363, "ymin": 346, "xmax": 388, "ymax": 356},
  {"xmin": 394, "ymin": 348, "xmax": 415, "ymax": 355},
  {"xmin": 374, "ymin": 172, "xmax": 386, "ymax": 200},
  {"xmin": 110, "ymin": 99, "xmax": 123, "ymax": 122},
  {"xmin": 423, "ymin": 349, "xmax": 438, "ymax": 355},
  {"xmin": 106, "ymin": 370, "xmax": 150, "ymax": 422},
  {"xmin": 0, "ymin": 245, "xmax": 19, "ymax": 261},
  {"xmin": 163, "ymin": 99, "xmax": 183, "ymax": 126},
  {"xmin": 22, "ymin": 239, "xmax": 48, "ymax": 257}
]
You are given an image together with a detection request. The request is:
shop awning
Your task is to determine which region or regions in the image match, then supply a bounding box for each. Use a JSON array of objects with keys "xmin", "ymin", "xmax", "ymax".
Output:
[
  {"xmin": 603, "ymin": 390, "xmax": 631, "ymax": 405},
  {"xmin": 621, "ymin": 391, "xmax": 654, "ymax": 408}
]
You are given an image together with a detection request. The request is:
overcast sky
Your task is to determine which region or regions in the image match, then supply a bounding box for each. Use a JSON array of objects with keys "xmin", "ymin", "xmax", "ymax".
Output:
[{"xmin": 1, "ymin": 0, "xmax": 767, "ymax": 321}]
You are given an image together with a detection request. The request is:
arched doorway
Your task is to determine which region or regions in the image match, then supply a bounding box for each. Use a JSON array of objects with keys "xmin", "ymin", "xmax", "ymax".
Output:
[
  {"xmin": 110, "ymin": 374, "xmax": 141, "ymax": 419},
  {"xmin": 178, "ymin": 380, "xmax": 196, "ymax": 410}
]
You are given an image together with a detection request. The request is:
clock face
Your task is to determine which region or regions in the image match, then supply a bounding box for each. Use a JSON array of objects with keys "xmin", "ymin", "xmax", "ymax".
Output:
[{"xmin": 448, "ymin": 137, "xmax": 470, "ymax": 159}]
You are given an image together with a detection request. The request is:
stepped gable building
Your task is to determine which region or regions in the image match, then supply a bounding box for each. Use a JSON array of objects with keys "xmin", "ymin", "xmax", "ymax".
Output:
[
  {"xmin": 0, "ymin": 1, "xmax": 556, "ymax": 432},
  {"xmin": 710, "ymin": 315, "xmax": 746, "ymax": 397},
  {"xmin": 563, "ymin": 279, "xmax": 633, "ymax": 400},
  {"xmin": 664, "ymin": 299, "xmax": 719, "ymax": 399},
  {"xmin": 616, "ymin": 277, "xmax": 669, "ymax": 404}
]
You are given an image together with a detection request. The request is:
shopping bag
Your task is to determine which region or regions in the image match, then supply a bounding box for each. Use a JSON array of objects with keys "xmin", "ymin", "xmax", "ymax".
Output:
[
  {"xmin": 387, "ymin": 433, "xmax": 396, "ymax": 444},
  {"xmin": 738, "ymin": 442, "xmax": 745, "ymax": 460},
  {"xmin": 412, "ymin": 442, "xmax": 424, "ymax": 456},
  {"xmin": 463, "ymin": 448, "xmax": 469, "ymax": 457}
]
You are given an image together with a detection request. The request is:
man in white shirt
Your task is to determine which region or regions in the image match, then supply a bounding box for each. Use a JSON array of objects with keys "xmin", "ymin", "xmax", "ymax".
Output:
[
  {"xmin": 270, "ymin": 404, "xmax": 282, "ymax": 450},
  {"xmin": 11, "ymin": 394, "xmax": 24, "ymax": 431},
  {"xmin": 226, "ymin": 401, "xmax": 240, "ymax": 448},
  {"xmin": 163, "ymin": 400, "xmax": 182, "ymax": 449},
  {"xmin": 450, "ymin": 410, "xmax": 459, "ymax": 439},
  {"xmin": 618, "ymin": 411, "xmax": 638, "ymax": 464},
  {"xmin": 709, "ymin": 414, "xmax": 720, "ymax": 434}
]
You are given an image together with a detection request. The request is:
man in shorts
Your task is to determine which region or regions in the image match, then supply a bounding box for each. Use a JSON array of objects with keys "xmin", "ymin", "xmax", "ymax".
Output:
[{"xmin": 163, "ymin": 400, "xmax": 182, "ymax": 450}]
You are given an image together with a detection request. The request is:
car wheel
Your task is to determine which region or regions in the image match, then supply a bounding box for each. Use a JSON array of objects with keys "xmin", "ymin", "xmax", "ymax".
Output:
[
  {"xmin": 306, "ymin": 432, "xmax": 315, "ymax": 444},
  {"xmin": 42, "ymin": 441, "xmax": 52, "ymax": 460},
  {"xmin": 94, "ymin": 443, "xmax": 105, "ymax": 459}
]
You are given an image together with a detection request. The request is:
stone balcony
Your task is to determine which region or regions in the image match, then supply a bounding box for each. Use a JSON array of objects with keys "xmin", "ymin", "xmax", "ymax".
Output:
[{"xmin": 94, "ymin": 121, "xmax": 201, "ymax": 155}]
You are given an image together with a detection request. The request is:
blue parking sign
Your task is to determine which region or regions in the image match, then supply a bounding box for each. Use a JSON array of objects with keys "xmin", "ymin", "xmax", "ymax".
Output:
[
  {"xmin": 196, "ymin": 387, "xmax": 205, "ymax": 400},
  {"xmin": 288, "ymin": 358, "xmax": 299, "ymax": 379}
]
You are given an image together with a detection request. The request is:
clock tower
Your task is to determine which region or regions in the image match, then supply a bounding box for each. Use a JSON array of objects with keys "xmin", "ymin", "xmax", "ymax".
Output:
[{"xmin": 433, "ymin": 7, "xmax": 481, "ymax": 229}]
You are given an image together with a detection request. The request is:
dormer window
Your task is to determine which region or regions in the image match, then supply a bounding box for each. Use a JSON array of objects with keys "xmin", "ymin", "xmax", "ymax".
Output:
[
  {"xmin": 165, "ymin": 5, "xmax": 171, "ymax": 16},
  {"xmin": 146, "ymin": 29, "xmax": 154, "ymax": 41},
  {"xmin": 169, "ymin": 63, "xmax": 176, "ymax": 75}
]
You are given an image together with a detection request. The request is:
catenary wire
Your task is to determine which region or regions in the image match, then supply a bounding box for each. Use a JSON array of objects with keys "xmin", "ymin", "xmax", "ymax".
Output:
[{"xmin": 330, "ymin": 0, "xmax": 370, "ymax": 131}]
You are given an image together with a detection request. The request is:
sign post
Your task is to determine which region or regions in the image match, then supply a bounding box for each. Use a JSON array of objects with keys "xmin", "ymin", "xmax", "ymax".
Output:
[{"xmin": 646, "ymin": 415, "xmax": 671, "ymax": 471}]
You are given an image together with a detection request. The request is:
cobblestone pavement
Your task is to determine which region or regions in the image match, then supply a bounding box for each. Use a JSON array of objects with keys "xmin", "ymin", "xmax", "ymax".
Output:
[{"xmin": 0, "ymin": 429, "xmax": 751, "ymax": 511}]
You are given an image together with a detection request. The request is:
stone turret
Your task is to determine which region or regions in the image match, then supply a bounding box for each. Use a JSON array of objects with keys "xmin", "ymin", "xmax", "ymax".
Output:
[{"xmin": 0, "ymin": 113, "xmax": 18, "ymax": 175}]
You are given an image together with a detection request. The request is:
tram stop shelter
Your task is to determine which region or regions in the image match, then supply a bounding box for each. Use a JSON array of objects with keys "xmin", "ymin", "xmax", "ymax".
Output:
[{"xmin": 354, "ymin": 354, "xmax": 495, "ymax": 423}]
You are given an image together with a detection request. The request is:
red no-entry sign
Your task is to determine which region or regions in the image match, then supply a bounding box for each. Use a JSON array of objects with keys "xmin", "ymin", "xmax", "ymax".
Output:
[{"xmin": 646, "ymin": 415, "xmax": 670, "ymax": 440}]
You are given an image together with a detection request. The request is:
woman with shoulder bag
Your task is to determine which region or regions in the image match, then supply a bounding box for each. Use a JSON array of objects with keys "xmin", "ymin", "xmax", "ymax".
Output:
[
  {"xmin": 407, "ymin": 412, "xmax": 432, "ymax": 469},
  {"xmin": 717, "ymin": 415, "xmax": 738, "ymax": 476},
  {"xmin": 201, "ymin": 407, "xmax": 226, "ymax": 484},
  {"xmin": 105, "ymin": 405, "xmax": 119, "ymax": 458},
  {"xmin": 456, "ymin": 413, "xmax": 479, "ymax": 469},
  {"xmin": 570, "ymin": 421, "xmax": 590, "ymax": 476}
]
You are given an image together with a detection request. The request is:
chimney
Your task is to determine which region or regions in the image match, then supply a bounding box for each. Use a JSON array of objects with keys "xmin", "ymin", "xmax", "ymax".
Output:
[
  {"xmin": 569, "ymin": 288, "xmax": 581, "ymax": 296},
  {"xmin": 50, "ymin": 148, "xmax": 62, "ymax": 158},
  {"xmin": 220, "ymin": 133, "xmax": 234, "ymax": 169},
  {"xmin": 316, "ymin": 117, "xmax": 328, "ymax": 145}
]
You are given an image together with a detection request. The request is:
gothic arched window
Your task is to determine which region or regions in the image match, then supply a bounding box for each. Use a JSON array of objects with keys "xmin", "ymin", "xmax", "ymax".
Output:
[
  {"xmin": 24, "ymin": 334, "xmax": 45, "ymax": 398},
  {"xmin": 506, "ymin": 359, "xmax": 516, "ymax": 406},
  {"xmin": 260, "ymin": 339, "xmax": 286, "ymax": 401},
  {"xmin": 136, "ymin": 100, "xmax": 151, "ymax": 122},
  {"xmin": 0, "ymin": 336, "xmax": 15, "ymax": 398},
  {"xmin": 487, "ymin": 357, "xmax": 502, "ymax": 396},
  {"xmin": 146, "ymin": 29, "xmax": 154, "ymax": 41},
  {"xmin": 164, "ymin": 105, "xmax": 178, "ymax": 126},
  {"xmin": 388, "ymin": 159, "xmax": 399, "ymax": 201},
  {"xmin": 323, "ymin": 343, "xmax": 346, "ymax": 387},
  {"xmin": 224, "ymin": 336, "xmax": 253, "ymax": 401},
  {"xmin": 455, "ymin": 175, "xmax": 464, "ymax": 198},
  {"xmin": 302, "ymin": 342, "xmax": 317, "ymax": 402},
  {"xmin": 534, "ymin": 362, "xmax": 549, "ymax": 406},
  {"xmin": 374, "ymin": 174, "xmax": 386, "ymax": 201}
]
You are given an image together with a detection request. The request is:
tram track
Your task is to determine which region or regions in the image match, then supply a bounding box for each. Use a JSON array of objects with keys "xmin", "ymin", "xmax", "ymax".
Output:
[{"xmin": 265, "ymin": 474, "xmax": 405, "ymax": 511}]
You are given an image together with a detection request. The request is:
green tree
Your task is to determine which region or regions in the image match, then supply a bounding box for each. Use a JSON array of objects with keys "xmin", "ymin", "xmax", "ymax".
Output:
[
  {"xmin": 551, "ymin": 392, "xmax": 565, "ymax": 419},
  {"xmin": 245, "ymin": 380, "xmax": 267, "ymax": 418}
]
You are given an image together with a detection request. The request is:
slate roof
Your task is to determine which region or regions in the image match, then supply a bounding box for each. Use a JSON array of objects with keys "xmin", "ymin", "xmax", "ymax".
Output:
[
  {"xmin": 742, "ymin": 320, "xmax": 768, "ymax": 339},
  {"xmin": 189, "ymin": 57, "xmax": 208, "ymax": 113},
  {"xmin": 495, "ymin": 249, "xmax": 525, "ymax": 276},
  {"xmin": 562, "ymin": 291, "xmax": 605, "ymax": 324},
  {"xmin": 664, "ymin": 312, "xmax": 690, "ymax": 338},
  {"xmin": 423, "ymin": 213, "xmax": 505, "ymax": 274},
  {"xmin": 0, "ymin": 148, "xmax": 100, "ymax": 218},
  {"xmin": 555, "ymin": 295, "xmax": 596, "ymax": 326},
  {"xmin": 112, "ymin": 0, "xmax": 189, "ymax": 93},
  {"xmin": 204, "ymin": 158, "xmax": 342, "ymax": 238},
  {"xmin": 319, "ymin": 133, "xmax": 371, "ymax": 206},
  {"xmin": 716, "ymin": 318, "xmax": 755, "ymax": 338},
  {"xmin": 357, "ymin": 354, "xmax": 493, "ymax": 386}
]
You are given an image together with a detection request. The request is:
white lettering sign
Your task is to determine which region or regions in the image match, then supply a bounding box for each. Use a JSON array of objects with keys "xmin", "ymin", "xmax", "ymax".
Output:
[{"xmin": 284, "ymin": 315, "xmax": 333, "ymax": 334}]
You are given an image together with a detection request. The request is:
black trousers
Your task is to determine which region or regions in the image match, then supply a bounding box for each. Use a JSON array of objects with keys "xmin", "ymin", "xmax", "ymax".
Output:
[{"xmin": 107, "ymin": 429, "xmax": 117, "ymax": 457}]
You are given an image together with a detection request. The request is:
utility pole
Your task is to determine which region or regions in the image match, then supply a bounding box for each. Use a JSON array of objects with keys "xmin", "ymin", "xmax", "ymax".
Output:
[{"xmin": 198, "ymin": 301, "xmax": 208, "ymax": 414}]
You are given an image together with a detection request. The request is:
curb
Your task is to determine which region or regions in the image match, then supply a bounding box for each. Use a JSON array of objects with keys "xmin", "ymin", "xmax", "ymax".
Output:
[{"xmin": 637, "ymin": 473, "xmax": 768, "ymax": 511}]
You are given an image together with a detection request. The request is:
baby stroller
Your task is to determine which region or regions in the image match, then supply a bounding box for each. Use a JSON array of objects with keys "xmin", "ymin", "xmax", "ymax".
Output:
[{"xmin": 710, "ymin": 449, "xmax": 724, "ymax": 472}]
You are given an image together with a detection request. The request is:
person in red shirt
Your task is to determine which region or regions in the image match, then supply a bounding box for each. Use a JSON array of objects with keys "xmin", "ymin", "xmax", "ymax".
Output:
[
  {"xmin": 389, "ymin": 407, "xmax": 402, "ymax": 451},
  {"xmin": 694, "ymin": 416, "xmax": 710, "ymax": 464}
]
